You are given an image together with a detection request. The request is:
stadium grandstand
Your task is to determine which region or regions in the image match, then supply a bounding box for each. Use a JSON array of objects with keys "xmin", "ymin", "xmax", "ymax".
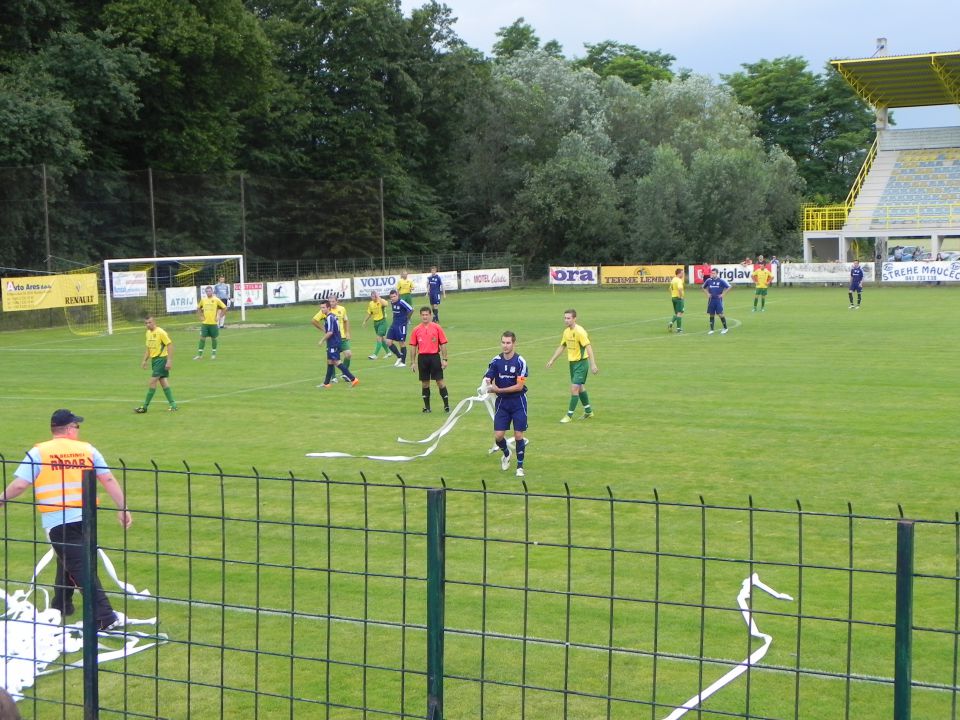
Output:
[{"xmin": 803, "ymin": 48, "xmax": 960, "ymax": 262}]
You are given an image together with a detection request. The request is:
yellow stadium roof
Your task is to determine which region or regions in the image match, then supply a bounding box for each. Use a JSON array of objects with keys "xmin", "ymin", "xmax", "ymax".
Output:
[{"xmin": 830, "ymin": 51, "xmax": 960, "ymax": 109}]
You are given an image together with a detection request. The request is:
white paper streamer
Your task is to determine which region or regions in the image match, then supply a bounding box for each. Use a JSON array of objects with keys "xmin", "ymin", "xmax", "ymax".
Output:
[
  {"xmin": 307, "ymin": 391, "xmax": 514, "ymax": 462},
  {"xmin": 664, "ymin": 573, "xmax": 793, "ymax": 720},
  {"xmin": 1, "ymin": 549, "xmax": 167, "ymax": 701}
]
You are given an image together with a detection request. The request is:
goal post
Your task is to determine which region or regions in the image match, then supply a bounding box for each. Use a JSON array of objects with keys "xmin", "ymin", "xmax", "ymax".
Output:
[{"xmin": 103, "ymin": 254, "xmax": 246, "ymax": 334}]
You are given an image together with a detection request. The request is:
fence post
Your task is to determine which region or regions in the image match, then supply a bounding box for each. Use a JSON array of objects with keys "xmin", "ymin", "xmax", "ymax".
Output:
[
  {"xmin": 894, "ymin": 519, "xmax": 914, "ymax": 720},
  {"xmin": 426, "ymin": 488, "xmax": 446, "ymax": 720},
  {"xmin": 81, "ymin": 468, "xmax": 100, "ymax": 719}
]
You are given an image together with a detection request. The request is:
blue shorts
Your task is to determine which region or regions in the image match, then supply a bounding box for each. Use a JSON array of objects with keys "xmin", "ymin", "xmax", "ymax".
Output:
[
  {"xmin": 849, "ymin": 282, "xmax": 862, "ymax": 292},
  {"xmin": 387, "ymin": 323, "xmax": 407, "ymax": 342},
  {"xmin": 494, "ymin": 396, "xmax": 528, "ymax": 432},
  {"xmin": 326, "ymin": 345, "xmax": 342, "ymax": 362},
  {"xmin": 707, "ymin": 298, "xmax": 725, "ymax": 315},
  {"xmin": 429, "ymin": 294, "xmax": 441, "ymax": 306}
]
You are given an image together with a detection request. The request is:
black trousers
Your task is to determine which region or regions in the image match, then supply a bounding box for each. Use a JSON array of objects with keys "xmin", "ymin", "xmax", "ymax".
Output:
[{"xmin": 47, "ymin": 521, "xmax": 115, "ymax": 624}]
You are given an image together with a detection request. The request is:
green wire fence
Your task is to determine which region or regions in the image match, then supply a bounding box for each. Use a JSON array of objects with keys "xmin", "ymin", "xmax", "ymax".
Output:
[{"xmin": 2, "ymin": 460, "xmax": 958, "ymax": 719}]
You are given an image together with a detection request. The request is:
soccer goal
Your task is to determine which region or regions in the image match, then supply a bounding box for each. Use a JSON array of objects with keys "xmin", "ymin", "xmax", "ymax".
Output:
[{"xmin": 103, "ymin": 254, "xmax": 246, "ymax": 334}]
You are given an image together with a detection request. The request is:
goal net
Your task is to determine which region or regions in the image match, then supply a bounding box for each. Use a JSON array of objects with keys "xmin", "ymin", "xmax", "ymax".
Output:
[{"xmin": 103, "ymin": 255, "xmax": 246, "ymax": 334}]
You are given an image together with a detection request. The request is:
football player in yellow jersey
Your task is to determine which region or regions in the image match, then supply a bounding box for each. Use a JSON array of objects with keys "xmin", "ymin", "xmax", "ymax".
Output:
[
  {"xmin": 546, "ymin": 309, "xmax": 599, "ymax": 423},
  {"xmin": 668, "ymin": 268, "xmax": 685, "ymax": 333},
  {"xmin": 362, "ymin": 290, "xmax": 390, "ymax": 359},
  {"xmin": 397, "ymin": 271, "xmax": 414, "ymax": 306},
  {"xmin": 751, "ymin": 262, "xmax": 774, "ymax": 312},
  {"xmin": 194, "ymin": 286, "xmax": 226, "ymax": 359},
  {"xmin": 136, "ymin": 316, "xmax": 178, "ymax": 412},
  {"xmin": 328, "ymin": 295, "xmax": 352, "ymax": 380}
]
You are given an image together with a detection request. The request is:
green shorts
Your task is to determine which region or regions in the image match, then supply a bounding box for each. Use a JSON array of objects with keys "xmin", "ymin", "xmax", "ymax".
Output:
[
  {"xmin": 373, "ymin": 319, "xmax": 387, "ymax": 336},
  {"xmin": 341, "ymin": 338, "xmax": 351, "ymax": 352},
  {"xmin": 755, "ymin": 288, "xmax": 768, "ymax": 296},
  {"xmin": 569, "ymin": 359, "xmax": 589, "ymax": 386},
  {"xmin": 672, "ymin": 298, "xmax": 685, "ymax": 313},
  {"xmin": 200, "ymin": 324, "xmax": 219, "ymax": 339},
  {"xmin": 151, "ymin": 356, "xmax": 170, "ymax": 379},
  {"xmin": 401, "ymin": 294, "xmax": 413, "ymax": 306}
]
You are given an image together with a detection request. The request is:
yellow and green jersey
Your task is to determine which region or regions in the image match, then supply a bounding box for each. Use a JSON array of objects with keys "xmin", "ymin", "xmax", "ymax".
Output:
[
  {"xmin": 561, "ymin": 324, "xmax": 591, "ymax": 361},
  {"xmin": 145, "ymin": 327, "xmax": 172, "ymax": 358},
  {"xmin": 331, "ymin": 305, "xmax": 348, "ymax": 336},
  {"xmin": 397, "ymin": 278, "xmax": 414, "ymax": 296},
  {"xmin": 752, "ymin": 268, "xmax": 773, "ymax": 289},
  {"xmin": 198, "ymin": 296, "xmax": 225, "ymax": 324},
  {"xmin": 670, "ymin": 276, "xmax": 685, "ymax": 298},
  {"xmin": 366, "ymin": 299, "xmax": 386, "ymax": 321}
]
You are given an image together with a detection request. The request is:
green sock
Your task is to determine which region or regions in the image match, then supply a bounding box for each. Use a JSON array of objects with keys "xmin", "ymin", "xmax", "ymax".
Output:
[
  {"xmin": 196, "ymin": 340, "xmax": 204, "ymax": 355},
  {"xmin": 163, "ymin": 387, "xmax": 176, "ymax": 407},
  {"xmin": 343, "ymin": 358, "xmax": 351, "ymax": 372},
  {"xmin": 373, "ymin": 343, "xmax": 381, "ymax": 355},
  {"xmin": 677, "ymin": 317, "xmax": 682, "ymax": 329},
  {"xmin": 212, "ymin": 338, "xmax": 218, "ymax": 351},
  {"xmin": 143, "ymin": 388, "xmax": 156, "ymax": 408},
  {"xmin": 567, "ymin": 396, "xmax": 579, "ymax": 415},
  {"xmin": 579, "ymin": 391, "xmax": 591, "ymax": 414}
]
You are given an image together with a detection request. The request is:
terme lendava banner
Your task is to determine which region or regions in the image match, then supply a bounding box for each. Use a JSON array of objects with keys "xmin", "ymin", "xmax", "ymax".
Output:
[{"xmin": 600, "ymin": 266, "xmax": 683, "ymax": 285}]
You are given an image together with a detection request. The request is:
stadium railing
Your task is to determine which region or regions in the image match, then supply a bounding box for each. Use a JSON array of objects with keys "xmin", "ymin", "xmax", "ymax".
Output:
[{"xmin": 1, "ymin": 461, "xmax": 957, "ymax": 719}]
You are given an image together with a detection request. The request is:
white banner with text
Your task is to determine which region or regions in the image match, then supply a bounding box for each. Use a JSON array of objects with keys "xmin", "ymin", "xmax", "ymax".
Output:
[
  {"xmin": 164, "ymin": 286, "xmax": 197, "ymax": 314},
  {"xmin": 780, "ymin": 262, "xmax": 876, "ymax": 284},
  {"xmin": 548, "ymin": 267, "xmax": 599, "ymax": 285},
  {"xmin": 460, "ymin": 268, "xmax": 510, "ymax": 290},
  {"xmin": 298, "ymin": 277, "xmax": 353, "ymax": 301},
  {"xmin": 881, "ymin": 261, "xmax": 960, "ymax": 282}
]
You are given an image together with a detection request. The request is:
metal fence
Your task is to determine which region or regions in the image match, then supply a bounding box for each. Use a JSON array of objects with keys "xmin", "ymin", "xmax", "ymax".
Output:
[{"xmin": 2, "ymin": 461, "xmax": 958, "ymax": 719}]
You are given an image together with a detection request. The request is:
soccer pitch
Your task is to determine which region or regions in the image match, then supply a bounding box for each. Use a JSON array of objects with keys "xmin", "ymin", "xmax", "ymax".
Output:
[{"xmin": 2, "ymin": 284, "xmax": 959, "ymax": 718}]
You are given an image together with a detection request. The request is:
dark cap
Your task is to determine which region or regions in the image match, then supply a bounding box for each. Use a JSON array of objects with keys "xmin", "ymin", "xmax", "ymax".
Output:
[{"xmin": 51, "ymin": 409, "xmax": 83, "ymax": 427}]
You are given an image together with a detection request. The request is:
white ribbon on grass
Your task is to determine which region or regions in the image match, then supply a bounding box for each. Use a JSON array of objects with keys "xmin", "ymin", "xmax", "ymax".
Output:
[
  {"xmin": 307, "ymin": 389, "xmax": 527, "ymax": 461},
  {"xmin": 663, "ymin": 573, "xmax": 793, "ymax": 720},
  {"xmin": 1, "ymin": 548, "xmax": 167, "ymax": 701}
]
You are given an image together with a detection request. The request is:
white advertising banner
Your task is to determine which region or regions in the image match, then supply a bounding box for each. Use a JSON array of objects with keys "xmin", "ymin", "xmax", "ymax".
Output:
[
  {"xmin": 164, "ymin": 286, "xmax": 197, "ymax": 314},
  {"xmin": 233, "ymin": 282, "xmax": 264, "ymax": 306},
  {"xmin": 266, "ymin": 281, "xmax": 296, "ymax": 305},
  {"xmin": 353, "ymin": 273, "xmax": 399, "ymax": 297},
  {"xmin": 407, "ymin": 271, "xmax": 460, "ymax": 294},
  {"xmin": 780, "ymin": 262, "xmax": 876, "ymax": 284},
  {"xmin": 548, "ymin": 267, "xmax": 599, "ymax": 285},
  {"xmin": 111, "ymin": 271, "xmax": 148, "ymax": 298},
  {"xmin": 298, "ymin": 277, "xmax": 353, "ymax": 301},
  {"xmin": 696, "ymin": 264, "xmax": 761, "ymax": 285},
  {"xmin": 461, "ymin": 268, "xmax": 510, "ymax": 290},
  {"xmin": 881, "ymin": 261, "xmax": 960, "ymax": 282}
]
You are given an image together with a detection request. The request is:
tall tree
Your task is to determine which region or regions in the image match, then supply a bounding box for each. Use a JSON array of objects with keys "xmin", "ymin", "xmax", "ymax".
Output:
[
  {"xmin": 575, "ymin": 41, "xmax": 674, "ymax": 89},
  {"xmin": 724, "ymin": 57, "xmax": 874, "ymax": 201}
]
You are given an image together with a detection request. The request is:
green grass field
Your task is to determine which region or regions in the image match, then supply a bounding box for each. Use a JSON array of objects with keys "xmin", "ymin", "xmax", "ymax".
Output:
[{"xmin": 2, "ymin": 284, "xmax": 960, "ymax": 719}]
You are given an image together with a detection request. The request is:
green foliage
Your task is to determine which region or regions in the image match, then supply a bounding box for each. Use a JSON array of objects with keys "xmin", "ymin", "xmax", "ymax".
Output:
[
  {"xmin": 492, "ymin": 17, "xmax": 541, "ymax": 60},
  {"xmin": 574, "ymin": 40, "xmax": 674, "ymax": 89},
  {"xmin": 724, "ymin": 57, "xmax": 875, "ymax": 201}
]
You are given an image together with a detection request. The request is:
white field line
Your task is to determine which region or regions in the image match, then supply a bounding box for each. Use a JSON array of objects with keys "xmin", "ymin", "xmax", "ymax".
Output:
[{"xmin": 131, "ymin": 593, "xmax": 901, "ymax": 689}]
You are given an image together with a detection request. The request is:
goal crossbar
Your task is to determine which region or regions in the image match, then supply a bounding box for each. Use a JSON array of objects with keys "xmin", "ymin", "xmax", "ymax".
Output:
[{"xmin": 103, "ymin": 254, "xmax": 246, "ymax": 334}]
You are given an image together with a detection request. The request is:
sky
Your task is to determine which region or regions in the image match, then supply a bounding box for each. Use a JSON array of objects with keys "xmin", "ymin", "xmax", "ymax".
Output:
[{"xmin": 401, "ymin": 0, "xmax": 960, "ymax": 129}]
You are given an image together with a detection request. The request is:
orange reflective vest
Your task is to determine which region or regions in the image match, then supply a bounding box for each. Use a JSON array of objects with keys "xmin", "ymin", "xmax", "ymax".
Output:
[{"xmin": 33, "ymin": 438, "xmax": 99, "ymax": 513}]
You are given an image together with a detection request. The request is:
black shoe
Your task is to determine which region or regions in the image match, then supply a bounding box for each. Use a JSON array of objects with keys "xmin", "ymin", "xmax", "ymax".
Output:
[
  {"xmin": 444, "ymin": 406, "xmax": 450, "ymax": 413},
  {"xmin": 98, "ymin": 613, "xmax": 120, "ymax": 631},
  {"xmin": 422, "ymin": 408, "xmax": 432, "ymax": 413}
]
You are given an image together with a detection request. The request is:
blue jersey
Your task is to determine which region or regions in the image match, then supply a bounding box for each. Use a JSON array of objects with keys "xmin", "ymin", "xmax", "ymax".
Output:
[
  {"xmin": 427, "ymin": 274, "xmax": 443, "ymax": 300},
  {"xmin": 324, "ymin": 313, "xmax": 342, "ymax": 346},
  {"xmin": 850, "ymin": 266, "xmax": 864, "ymax": 285},
  {"xmin": 391, "ymin": 298, "xmax": 413, "ymax": 325},
  {"xmin": 485, "ymin": 353, "xmax": 528, "ymax": 394},
  {"xmin": 703, "ymin": 277, "xmax": 730, "ymax": 297}
]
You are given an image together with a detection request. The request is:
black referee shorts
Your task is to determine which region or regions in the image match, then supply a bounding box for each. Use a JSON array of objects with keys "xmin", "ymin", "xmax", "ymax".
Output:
[{"xmin": 417, "ymin": 354, "xmax": 443, "ymax": 381}]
